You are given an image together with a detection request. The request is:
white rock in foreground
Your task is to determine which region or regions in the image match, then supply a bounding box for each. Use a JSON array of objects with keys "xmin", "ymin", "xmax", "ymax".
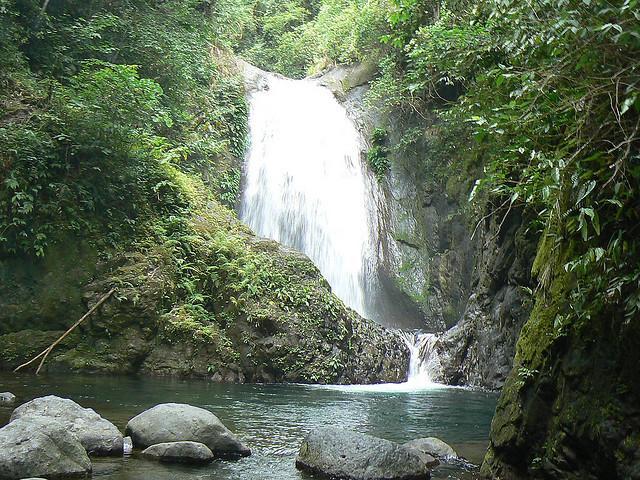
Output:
[
  {"xmin": 403, "ymin": 437, "xmax": 459, "ymax": 460},
  {"xmin": 0, "ymin": 392, "xmax": 16, "ymax": 405},
  {"xmin": 0, "ymin": 416, "xmax": 91, "ymax": 479},
  {"xmin": 10, "ymin": 395, "xmax": 123, "ymax": 456}
]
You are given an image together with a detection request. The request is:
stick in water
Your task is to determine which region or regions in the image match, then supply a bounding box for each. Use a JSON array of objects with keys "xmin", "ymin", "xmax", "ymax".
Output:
[{"xmin": 13, "ymin": 288, "xmax": 116, "ymax": 374}]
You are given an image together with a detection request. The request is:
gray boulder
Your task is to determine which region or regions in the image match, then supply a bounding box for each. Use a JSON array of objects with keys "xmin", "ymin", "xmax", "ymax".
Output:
[
  {"xmin": 403, "ymin": 437, "xmax": 458, "ymax": 460},
  {"xmin": 0, "ymin": 416, "xmax": 91, "ymax": 479},
  {"xmin": 0, "ymin": 392, "xmax": 16, "ymax": 405},
  {"xmin": 296, "ymin": 427, "xmax": 430, "ymax": 480},
  {"xmin": 125, "ymin": 403, "xmax": 251, "ymax": 458},
  {"xmin": 10, "ymin": 395, "xmax": 123, "ymax": 456},
  {"xmin": 142, "ymin": 441, "xmax": 214, "ymax": 464}
]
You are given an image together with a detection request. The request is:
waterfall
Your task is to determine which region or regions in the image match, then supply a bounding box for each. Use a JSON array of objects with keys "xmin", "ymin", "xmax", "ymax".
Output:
[
  {"xmin": 240, "ymin": 68, "xmax": 382, "ymax": 319},
  {"xmin": 401, "ymin": 332, "xmax": 442, "ymax": 386},
  {"xmin": 318, "ymin": 331, "xmax": 444, "ymax": 391}
]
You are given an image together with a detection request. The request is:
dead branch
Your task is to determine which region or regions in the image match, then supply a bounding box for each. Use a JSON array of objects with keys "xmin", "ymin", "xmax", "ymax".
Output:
[{"xmin": 13, "ymin": 288, "xmax": 116, "ymax": 374}]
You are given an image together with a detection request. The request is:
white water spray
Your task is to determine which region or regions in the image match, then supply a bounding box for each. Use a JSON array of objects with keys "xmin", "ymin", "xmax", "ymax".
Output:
[
  {"xmin": 318, "ymin": 331, "xmax": 444, "ymax": 392},
  {"xmin": 240, "ymin": 68, "xmax": 382, "ymax": 319},
  {"xmin": 401, "ymin": 331, "xmax": 442, "ymax": 386}
]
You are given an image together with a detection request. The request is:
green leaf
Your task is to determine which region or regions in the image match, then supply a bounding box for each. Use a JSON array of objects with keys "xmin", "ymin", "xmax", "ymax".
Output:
[
  {"xmin": 576, "ymin": 180, "xmax": 596, "ymax": 204},
  {"xmin": 620, "ymin": 95, "xmax": 637, "ymax": 115},
  {"xmin": 5, "ymin": 177, "xmax": 19, "ymax": 189}
]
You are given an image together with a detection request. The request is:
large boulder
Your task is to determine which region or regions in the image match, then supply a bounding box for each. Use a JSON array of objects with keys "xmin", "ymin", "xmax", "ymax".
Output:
[
  {"xmin": 403, "ymin": 438, "xmax": 458, "ymax": 460},
  {"xmin": 142, "ymin": 441, "xmax": 214, "ymax": 464},
  {"xmin": 125, "ymin": 403, "xmax": 251, "ymax": 458},
  {"xmin": 0, "ymin": 416, "xmax": 91, "ymax": 479},
  {"xmin": 296, "ymin": 427, "xmax": 430, "ymax": 480},
  {"xmin": 10, "ymin": 395, "xmax": 123, "ymax": 456}
]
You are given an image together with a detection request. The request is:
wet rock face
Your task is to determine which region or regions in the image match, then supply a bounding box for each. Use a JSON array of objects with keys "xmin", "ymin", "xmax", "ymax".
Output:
[
  {"xmin": 125, "ymin": 403, "xmax": 251, "ymax": 458},
  {"xmin": 296, "ymin": 427, "xmax": 431, "ymax": 480},
  {"xmin": 0, "ymin": 416, "xmax": 92, "ymax": 479},
  {"xmin": 330, "ymin": 63, "xmax": 537, "ymax": 390},
  {"xmin": 10, "ymin": 395, "xmax": 123, "ymax": 456},
  {"xmin": 434, "ymin": 212, "xmax": 535, "ymax": 390},
  {"xmin": 381, "ymin": 138, "xmax": 537, "ymax": 390}
]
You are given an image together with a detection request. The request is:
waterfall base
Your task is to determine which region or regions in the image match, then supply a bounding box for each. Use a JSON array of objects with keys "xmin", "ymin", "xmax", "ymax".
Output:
[
  {"xmin": 317, "ymin": 331, "xmax": 446, "ymax": 393},
  {"xmin": 400, "ymin": 331, "xmax": 443, "ymax": 387}
]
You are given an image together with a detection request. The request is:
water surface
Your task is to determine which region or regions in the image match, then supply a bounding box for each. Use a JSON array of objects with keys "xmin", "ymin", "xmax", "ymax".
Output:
[{"xmin": 0, "ymin": 373, "xmax": 497, "ymax": 479}]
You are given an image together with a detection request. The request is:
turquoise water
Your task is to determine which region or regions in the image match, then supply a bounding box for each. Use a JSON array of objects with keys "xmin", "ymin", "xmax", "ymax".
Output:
[{"xmin": 0, "ymin": 373, "xmax": 498, "ymax": 479}]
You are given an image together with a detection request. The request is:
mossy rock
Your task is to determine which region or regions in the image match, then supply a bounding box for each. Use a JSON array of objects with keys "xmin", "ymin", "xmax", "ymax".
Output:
[
  {"xmin": 482, "ymin": 237, "xmax": 640, "ymax": 479},
  {"xmin": 0, "ymin": 329, "xmax": 67, "ymax": 370}
]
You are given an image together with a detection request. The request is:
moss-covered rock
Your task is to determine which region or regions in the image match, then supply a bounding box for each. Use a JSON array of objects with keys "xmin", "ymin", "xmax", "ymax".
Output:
[
  {"xmin": 0, "ymin": 241, "xmax": 98, "ymax": 335},
  {"xmin": 0, "ymin": 329, "xmax": 66, "ymax": 370},
  {"xmin": 0, "ymin": 185, "xmax": 408, "ymax": 383},
  {"xmin": 481, "ymin": 237, "xmax": 640, "ymax": 479}
]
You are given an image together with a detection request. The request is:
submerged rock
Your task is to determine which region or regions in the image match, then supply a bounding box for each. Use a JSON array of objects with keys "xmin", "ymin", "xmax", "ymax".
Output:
[
  {"xmin": 0, "ymin": 392, "xmax": 16, "ymax": 405},
  {"xmin": 296, "ymin": 427, "xmax": 430, "ymax": 480},
  {"xmin": 10, "ymin": 395, "xmax": 123, "ymax": 456},
  {"xmin": 403, "ymin": 437, "xmax": 458, "ymax": 460},
  {"xmin": 125, "ymin": 403, "xmax": 251, "ymax": 458},
  {"xmin": 0, "ymin": 416, "xmax": 91, "ymax": 479},
  {"xmin": 142, "ymin": 441, "xmax": 214, "ymax": 464}
]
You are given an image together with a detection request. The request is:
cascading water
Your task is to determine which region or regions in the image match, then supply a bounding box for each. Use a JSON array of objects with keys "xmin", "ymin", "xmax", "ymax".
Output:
[
  {"xmin": 401, "ymin": 331, "xmax": 442, "ymax": 386},
  {"xmin": 322, "ymin": 331, "xmax": 444, "ymax": 392},
  {"xmin": 240, "ymin": 65, "xmax": 442, "ymax": 389},
  {"xmin": 240, "ymin": 68, "xmax": 382, "ymax": 319}
]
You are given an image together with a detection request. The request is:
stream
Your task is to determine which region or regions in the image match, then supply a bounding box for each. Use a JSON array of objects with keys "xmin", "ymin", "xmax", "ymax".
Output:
[{"xmin": 0, "ymin": 372, "xmax": 497, "ymax": 479}]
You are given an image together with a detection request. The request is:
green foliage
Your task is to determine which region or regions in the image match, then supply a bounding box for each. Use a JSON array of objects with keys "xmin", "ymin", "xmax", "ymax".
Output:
[
  {"xmin": 403, "ymin": 9, "xmax": 496, "ymax": 98},
  {"xmin": 215, "ymin": 168, "xmax": 243, "ymax": 208},
  {"xmin": 0, "ymin": 0, "xmax": 249, "ymax": 257},
  {"xmin": 56, "ymin": 63, "xmax": 169, "ymax": 156},
  {"xmin": 514, "ymin": 366, "xmax": 539, "ymax": 389},
  {"xmin": 375, "ymin": 0, "xmax": 640, "ymax": 329},
  {"xmin": 238, "ymin": 0, "xmax": 392, "ymax": 77},
  {"xmin": 367, "ymin": 127, "xmax": 390, "ymax": 180},
  {"xmin": 238, "ymin": 0, "xmax": 314, "ymax": 77},
  {"xmin": 0, "ymin": 62, "xmax": 178, "ymax": 256}
]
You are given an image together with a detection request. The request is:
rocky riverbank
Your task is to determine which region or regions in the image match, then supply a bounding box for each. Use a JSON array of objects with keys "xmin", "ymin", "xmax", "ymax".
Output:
[{"xmin": 0, "ymin": 394, "xmax": 463, "ymax": 480}]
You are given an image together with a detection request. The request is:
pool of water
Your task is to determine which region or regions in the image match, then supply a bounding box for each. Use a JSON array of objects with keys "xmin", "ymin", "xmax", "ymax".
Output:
[{"xmin": 0, "ymin": 373, "xmax": 498, "ymax": 479}]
